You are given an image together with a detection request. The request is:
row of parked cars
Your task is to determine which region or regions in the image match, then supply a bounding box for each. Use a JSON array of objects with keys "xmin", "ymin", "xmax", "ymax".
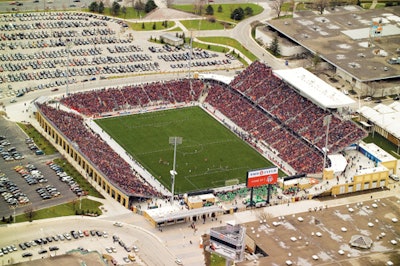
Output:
[
  {"xmin": 1, "ymin": 146, "xmax": 24, "ymax": 161},
  {"xmin": 112, "ymin": 234, "xmax": 138, "ymax": 253},
  {"xmin": 18, "ymin": 229, "xmax": 108, "ymax": 256},
  {"xmin": 26, "ymin": 138, "xmax": 44, "ymax": 155},
  {"xmin": 0, "ymin": 245, "xmax": 17, "ymax": 257},
  {"xmin": 1, "ymin": 136, "xmax": 25, "ymax": 161},
  {"xmin": 47, "ymin": 161, "xmax": 84, "ymax": 196},
  {"xmin": 35, "ymin": 185, "xmax": 61, "ymax": 200},
  {"xmin": 0, "ymin": 173, "xmax": 30, "ymax": 206},
  {"xmin": 14, "ymin": 164, "xmax": 49, "ymax": 186}
]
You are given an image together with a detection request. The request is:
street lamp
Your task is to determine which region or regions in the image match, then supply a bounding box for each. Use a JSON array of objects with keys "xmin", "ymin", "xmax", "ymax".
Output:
[
  {"xmin": 169, "ymin": 137, "xmax": 182, "ymax": 205},
  {"xmin": 12, "ymin": 205, "xmax": 16, "ymax": 223}
]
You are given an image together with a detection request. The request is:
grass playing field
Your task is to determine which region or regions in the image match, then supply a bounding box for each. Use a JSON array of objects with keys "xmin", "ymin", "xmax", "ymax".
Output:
[{"xmin": 95, "ymin": 106, "xmax": 275, "ymax": 194}]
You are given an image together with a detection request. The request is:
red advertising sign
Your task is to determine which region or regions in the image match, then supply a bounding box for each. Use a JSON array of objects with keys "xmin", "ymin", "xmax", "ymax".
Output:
[{"xmin": 246, "ymin": 167, "xmax": 278, "ymax": 188}]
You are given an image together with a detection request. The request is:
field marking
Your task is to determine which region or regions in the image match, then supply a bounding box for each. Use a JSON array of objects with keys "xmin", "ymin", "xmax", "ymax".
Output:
[{"xmin": 182, "ymin": 167, "xmax": 246, "ymax": 191}]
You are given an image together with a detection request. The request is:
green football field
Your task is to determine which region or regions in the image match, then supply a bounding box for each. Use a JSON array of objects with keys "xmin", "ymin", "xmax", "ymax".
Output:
[{"xmin": 95, "ymin": 106, "xmax": 276, "ymax": 194}]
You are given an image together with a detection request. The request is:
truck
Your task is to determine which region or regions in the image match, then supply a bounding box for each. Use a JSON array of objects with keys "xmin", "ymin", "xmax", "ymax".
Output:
[{"xmin": 388, "ymin": 57, "xmax": 400, "ymax": 64}]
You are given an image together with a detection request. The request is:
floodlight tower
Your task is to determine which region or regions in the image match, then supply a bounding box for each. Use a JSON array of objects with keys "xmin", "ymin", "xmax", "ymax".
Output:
[
  {"xmin": 322, "ymin": 115, "xmax": 331, "ymax": 171},
  {"xmin": 65, "ymin": 39, "xmax": 73, "ymax": 96},
  {"xmin": 188, "ymin": 31, "xmax": 194, "ymax": 97},
  {"xmin": 169, "ymin": 136, "xmax": 182, "ymax": 205}
]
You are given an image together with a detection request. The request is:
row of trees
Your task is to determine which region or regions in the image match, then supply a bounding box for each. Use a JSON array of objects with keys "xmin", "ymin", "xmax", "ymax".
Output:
[
  {"xmin": 270, "ymin": 0, "xmax": 363, "ymax": 18},
  {"xmin": 204, "ymin": 5, "xmax": 254, "ymax": 21},
  {"xmin": 89, "ymin": 0, "xmax": 157, "ymax": 16}
]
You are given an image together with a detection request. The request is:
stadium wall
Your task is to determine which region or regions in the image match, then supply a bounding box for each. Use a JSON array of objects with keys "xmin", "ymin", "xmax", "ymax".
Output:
[
  {"xmin": 35, "ymin": 108, "xmax": 131, "ymax": 209},
  {"xmin": 331, "ymin": 169, "xmax": 388, "ymax": 196}
]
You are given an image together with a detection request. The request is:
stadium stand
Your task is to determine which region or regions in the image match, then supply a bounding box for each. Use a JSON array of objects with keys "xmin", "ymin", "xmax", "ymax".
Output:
[
  {"xmin": 38, "ymin": 104, "xmax": 159, "ymax": 197},
  {"xmin": 38, "ymin": 61, "xmax": 366, "ymax": 197}
]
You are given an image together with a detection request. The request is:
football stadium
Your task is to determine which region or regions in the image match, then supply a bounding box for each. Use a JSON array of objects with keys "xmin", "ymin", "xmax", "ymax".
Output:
[{"xmin": 34, "ymin": 61, "xmax": 370, "ymax": 210}]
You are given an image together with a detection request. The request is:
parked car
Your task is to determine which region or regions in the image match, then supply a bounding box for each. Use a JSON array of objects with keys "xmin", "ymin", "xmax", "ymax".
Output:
[{"xmin": 389, "ymin": 174, "xmax": 399, "ymax": 181}]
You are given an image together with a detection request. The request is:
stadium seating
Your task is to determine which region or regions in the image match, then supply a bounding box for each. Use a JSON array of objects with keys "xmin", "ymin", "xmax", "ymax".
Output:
[{"xmin": 40, "ymin": 61, "xmax": 366, "ymax": 196}]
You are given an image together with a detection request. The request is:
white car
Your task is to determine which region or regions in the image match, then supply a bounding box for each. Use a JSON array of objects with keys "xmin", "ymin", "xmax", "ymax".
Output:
[
  {"xmin": 113, "ymin": 222, "xmax": 123, "ymax": 227},
  {"xmin": 389, "ymin": 174, "xmax": 399, "ymax": 181}
]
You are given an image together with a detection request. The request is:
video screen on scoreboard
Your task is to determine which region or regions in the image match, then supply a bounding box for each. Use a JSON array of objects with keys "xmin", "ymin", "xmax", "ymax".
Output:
[{"xmin": 246, "ymin": 167, "xmax": 278, "ymax": 188}]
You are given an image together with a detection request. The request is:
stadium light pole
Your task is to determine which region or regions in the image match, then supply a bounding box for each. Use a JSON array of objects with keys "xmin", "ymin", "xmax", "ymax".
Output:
[
  {"xmin": 322, "ymin": 115, "xmax": 331, "ymax": 171},
  {"xmin": 188, "ymin": 31, "xmax": 194, "ymax": 96},
  {"xmin": 169, "ymin": 136, "xmax": 182, "ymax": 205},
  {"xmin": 65, "ymin": 39, "xmax": 73, "ymax": 96}
]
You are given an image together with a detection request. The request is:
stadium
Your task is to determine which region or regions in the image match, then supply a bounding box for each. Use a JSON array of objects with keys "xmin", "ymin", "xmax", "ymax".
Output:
[{"xmin": 33, "ymin": 61, "xmax": 369, "ymax": 210}]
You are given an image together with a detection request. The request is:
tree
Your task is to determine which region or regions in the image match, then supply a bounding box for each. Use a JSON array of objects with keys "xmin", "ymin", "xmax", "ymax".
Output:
[
  {"xmin": 24, "ymin": 207, "xmax": 35, "ymax": 222},
  {"xmin": 314, "ymin": 0, "xmax": 329, "ymax": 15},
  {"xmin": 98, "ymin": 1, "xmax": 105, "ymax": 13},
  {"xmin": 312, "ymin": 52, "xmax": 321, "ymax": 70},
  {"xmin": 134, "ymin": 0, "xmax": 145, "ymax": 16},
  {"xmin": 205, "ymin": 5, "xmax": 214, "ymax": 15},
  {"xmin": 111, "ymin": 1, "xmax": 121, "ymax": 16},
  {"xmin": 89, "ymin": 1, "xmax": 98, "ymax": 12},
  {"xmin": 145, "ymin": 0, "xmax": 158, "ymax": 13},
  {"xmin": 217, "ymin": 5, "xmax": 222, "ymax": 13},
  {"xmin": 269, "ymin": 36, "xmax": 280, "ymax": 56},
  {"xmin": 271, "ymin": 0, "xmax": 285, "ymax": 18},
  {"xmin": 122, "ymin": 6, "xmax": 127, "ymax": 18},
  {"xmin": 244, "ymin": 6, "xmax": 253, "ymax": 16},
  {"xmin": 193, "ymin": 0, "xmax": 206, "ymax": 15},
  {"xmin": 230, "ymin": 7, "xmax": 244, "ymax": 21}
]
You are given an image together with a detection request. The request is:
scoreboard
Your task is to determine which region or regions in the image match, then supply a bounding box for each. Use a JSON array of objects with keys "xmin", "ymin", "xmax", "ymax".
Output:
[{"xmin": 246, "ymin": 167, "xmax": 278, "ymax": 188}]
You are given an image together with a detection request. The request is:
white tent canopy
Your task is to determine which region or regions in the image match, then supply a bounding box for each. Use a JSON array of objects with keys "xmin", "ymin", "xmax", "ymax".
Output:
[
  {"xmin": 274, "ymin": 68, "xmax": 356, "ymax": 109},
  {"xmin": 358, "ymin": 102, "xmax": 400, "ymax": 139},
  {"xmin": 200, "ymin": 73, "xmax": 234, "ymax": 85}
]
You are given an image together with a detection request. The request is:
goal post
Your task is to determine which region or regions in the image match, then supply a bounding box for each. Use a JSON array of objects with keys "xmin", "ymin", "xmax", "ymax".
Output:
[{"xmin": 225, "ymin": 178, "xmax": 239, "ymax": 186}]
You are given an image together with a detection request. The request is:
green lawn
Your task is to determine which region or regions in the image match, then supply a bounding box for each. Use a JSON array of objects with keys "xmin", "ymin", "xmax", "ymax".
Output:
[
  {"xmin": 94, "ymin": 7, "xmax": 147, "ymax": 20},
  {"xmin": 95, "ymin": 107, "xmax": 276, "ymax": 193},
  {"xmin": 129, "ymin": 21, "xmax": 176, "ymax": 31},
  {"xmin": 197, "ymin": 36, "xmax": 258, "ymax": 62},
  {"xmin": 1, "ymin": 199, "xmax": 103, "ymax": 224},
  {"xmin": 172, "ymin": 3, "xmax": 264, "ymax": 23},
  {"xmin": 180, "ymin": 19, "xmax": 232, "ymax": 30},
  {"xmin": 18, "ymin": 123, "xmax": 57, "ymax": 155}
]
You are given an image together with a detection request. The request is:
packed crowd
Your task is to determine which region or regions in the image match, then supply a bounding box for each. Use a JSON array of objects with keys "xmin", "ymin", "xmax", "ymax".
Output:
[
  {"xmin": 39, "ymin": 61, "xmax": 367, "ymax": 195},
  {"xmin": 37, "ymin": 104, "xmax": 159, "ymax": 198},
  {"xmin": 230, "ymin": 61, "xmax": 366, "ymax": 153},
  {"xmin": 60, "ymin": 79, "xmax": 205, "ymax": 116},
  {"xmin": 204, "ymin": 82, "xmax": 323, "ymax": 174}
]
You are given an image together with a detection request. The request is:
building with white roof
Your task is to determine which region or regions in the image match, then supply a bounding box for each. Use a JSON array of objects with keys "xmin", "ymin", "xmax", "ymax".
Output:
[
  {"xmin": 358, "ymin": 101, "xmax": 400, "ymax": 150},
  {"xmin": 262, "ymin": 6, "xmax": 400, "ymax": 94}
]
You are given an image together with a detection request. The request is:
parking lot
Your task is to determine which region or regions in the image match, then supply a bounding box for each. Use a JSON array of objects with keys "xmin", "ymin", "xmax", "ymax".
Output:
[
  {"xmin": 0, "ymin": 11, "xmax": 242, "ymax": 101},
  {"xmin": 0, "ymin": 117, "xmax": 78, "ymax": 220},
  {"xmin": 0, "ymin": 216, "xmax": 178, "ymax": 266}
]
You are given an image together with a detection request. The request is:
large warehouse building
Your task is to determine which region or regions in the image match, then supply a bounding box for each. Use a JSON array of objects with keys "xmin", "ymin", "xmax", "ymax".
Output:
[{"xmin": 257, "ymin": 5, "xmax": 400, "ymax": 94}]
